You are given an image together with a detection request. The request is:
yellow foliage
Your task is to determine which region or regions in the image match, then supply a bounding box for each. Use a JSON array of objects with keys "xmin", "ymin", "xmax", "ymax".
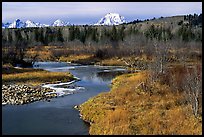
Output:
[
  {"xmin": 59, "ymin": 54, "xmax": 93, "ymax": 62},
  {"xmin": 2, "ymin": 67, "xmax": 74, "ymax": 86},
  {"xmin": 79, "ymin": 71, "xmax": 202, "ymax": 135},
  {"xmin": 99, "ymin": 58, "xmax": 126, "ymax": 66}
]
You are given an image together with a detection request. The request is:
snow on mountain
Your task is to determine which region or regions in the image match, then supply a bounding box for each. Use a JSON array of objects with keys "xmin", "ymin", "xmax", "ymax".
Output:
[
  {"xmin": 94, "ymin": 13, "xmax": 126, "ymax": 25},
  {"xmin": 34, "ymin": 22, "xmax": 49, "ymax": 28},
  {"xmin": 36, "ymin": 23, "xmax": 50, "ymax": 28},
  {"xmin": 2, "ymin": 14, "xmax": 127, "ymax": 29},
  {"xmin": 8, "ymin": 19, "xmax": 26, "ymax": 28},
  {"xmin": 65, "ymin": 22, "xmax": 71, "ymax": 26},
  {"xmin": 2, "ymin": 19, "xmax": 51, "ymax": 29},
  {"xmin": 40, "ymin": 24, "xmax": 50, "ymax": 27},
  {"xmin": 2, "ymin": 19, "xmax": 71, "ymax": 29},
  {"xmin": 2, "ymin": 22, "xmax": 11, "ymax": 28},
  {"xmin": 52, "ymin": 19, "xmax": 67, "ymax": 27},
  {"xmin": 51, "ymin": 19, "xmax": 71, "ymax": 27},
  {"xmin": 2, "ymin": 19, "xmax": 49, "ymax": 28},
  {"xmin": 25, "ymin": 20, "xmax": 38, "ymax": 27}
]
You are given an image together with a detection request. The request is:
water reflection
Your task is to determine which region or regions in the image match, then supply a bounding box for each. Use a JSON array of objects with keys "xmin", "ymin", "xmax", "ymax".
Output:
[
  {"xmin": 34, "ymin": 62, "xmax": 128, "ymax": 87},
  {"xmin": 2, "ymin": 62, "xmax": 127, "ymax": 135},
  {"xmin": 96, "ymin": 71, "xmax": 126, "ymax": 82}
]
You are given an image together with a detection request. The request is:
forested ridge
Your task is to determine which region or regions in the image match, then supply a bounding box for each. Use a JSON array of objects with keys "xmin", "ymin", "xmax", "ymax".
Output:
[{"xmin": 2, "ymin": 14, "xmax": 202, "ymax": 67}]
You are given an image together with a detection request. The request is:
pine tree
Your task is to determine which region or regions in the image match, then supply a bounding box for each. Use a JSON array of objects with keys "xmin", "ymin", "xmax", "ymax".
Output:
[
  {"xmin": 57, "ymin": 28, "xmax": 64, "ymax": 42},
  {"xmin": 111, "ymin": 25, "xmax": 119, "ymax": 48},
  {"xmin": 34, "ymin": 28, "xmax": 39, "ymax": 42},
  {"xmin": 111, "ymin": 25, "xmax": 117, "ymax": 41},
  {"xmin": 8, "ymin": 30, "xmax": 13, "ymax": 42},
  {"xmin": 74, "ymin": 27, "xmax": 80, "ymax": 40},
  {"xmin": 79, "ymin": 28, "xmax": 86, "ymax": 44},
  {"xmin": 46, "ymin": 28, "xmax": 54, "ymax": 43},
  {"xmin": 68, "ymin": 25, "xmax": 75, "ymax": 41},
  {"xmin": 91, "ymin": 28, "xmax": 98, "ymax": 42},
  {"xmin": 118, "ymin": 25, "xmax": 125, "ymax": 41}
]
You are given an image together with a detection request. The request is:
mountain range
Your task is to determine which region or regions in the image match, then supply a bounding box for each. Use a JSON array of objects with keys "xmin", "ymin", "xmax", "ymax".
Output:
[
  {"xmin": 2, "ymin": 19, "xmax": 70, "ymax": 29},
  {"xmin": 2, "ymin": 13, "xmax": 126, "ymax": 28},
  {"xmin": 94, "ymin": 13, "xmax": 126, "ymax": 25}
]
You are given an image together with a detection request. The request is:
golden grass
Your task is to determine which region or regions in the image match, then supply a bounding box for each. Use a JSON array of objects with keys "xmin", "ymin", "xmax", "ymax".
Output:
[
  {"xmin": 98, "ymin": 58, "xmax": 126, "ymax": 66},
  {"xmin": 25, "ymin": 46, "xmax": 150, "ymax": 66},
  {"xmin": 26, "ymin": 46, "xmax": 95, "ymax": 63},
  {"xmin": 58, "ymin": 54, "xmax": 93, "ymax": 62},
  {"xmin": 2, "ymin": 67, "xmax": 74, "ymax": 86},
  {"xmin": 26, "ymin": 47, "xmax": 54, "ymax": 61},
  {"xmin": 79, "ymin": 71, "xmax": 202, "ymax": 135}
]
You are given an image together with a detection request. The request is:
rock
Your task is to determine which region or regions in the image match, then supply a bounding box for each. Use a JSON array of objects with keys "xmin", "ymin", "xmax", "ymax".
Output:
[
  {"xmin": 2, "ymin": 102, "xmax": 7, "ymax": 106},
  {"xmin": 21, "ymin": 100, "xmax": 24, "ymax": 104},
  {"xmin": 2, "ymin": 84, "xmax": 58, "ymax": 105},
  {"xmin": 74, "ymin": 105, "xmax": 79, "ymax": 109}
]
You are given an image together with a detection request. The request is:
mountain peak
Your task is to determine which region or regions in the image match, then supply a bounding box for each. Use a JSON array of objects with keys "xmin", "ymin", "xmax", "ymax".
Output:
[
  {"xmin": 25, "ymin": 20, "xmax": 37, "ymax": 27},
  {"xmin": 94, "ymin": 13, "xmax": 126, "ymax": 26},
  {"xmin": 8, "ymin": 19, "xmax": 25, "ymax": 28},
  {"xmin": 52, "ymin": 19, "xmax": 68, "ymax": 27},
  {"xmin": 2, "ymin": 18, "xmax": 71, "ymax": 28},
  {"xmin": 25, "ymin": 20, "xmax": 32, "ymax": 22},
  {"xmin": 15, "ymin": 19, "xmax": 21, "ymax": 21}
]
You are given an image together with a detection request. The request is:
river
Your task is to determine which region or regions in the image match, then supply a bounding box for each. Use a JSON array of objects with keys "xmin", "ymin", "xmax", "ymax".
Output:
[{"xmin": 2, "ymin": 62, "xmax": 127, "ymax": 135}]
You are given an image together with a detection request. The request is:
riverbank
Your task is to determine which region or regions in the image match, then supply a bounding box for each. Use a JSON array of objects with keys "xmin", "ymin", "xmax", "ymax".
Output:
[
  {"xmin": 58, "ymin": 54, "xmax": 128, "ymax": 66},
  {"xmin": 78, "ymin": 71, "xmax": 202, "ymax": 135},
  {"xmin": 25, "ymin": 47, "xmax": 129, "ymax": 66},
  {"xmin": 3, "ymin": 61, "xmax": 123, "ymax": 135},
  {"xmin": 2, "ymin": 65, "xmax": 76, "ymax": 105}
]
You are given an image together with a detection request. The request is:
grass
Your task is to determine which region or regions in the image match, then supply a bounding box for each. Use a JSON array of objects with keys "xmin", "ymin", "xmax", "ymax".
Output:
[
  {"xmin": 59, "ymin": 55, "xmax": 128, "ymax": 66},
  {"xmin": 58, "ymin": 54, "xmax": 94, "ymax": 62},
  {"xmin": 24, "ymin": 46, "xmax": 141, "ymax": 66},
  {"xmin": 78, "ymin": 71, "xmax": 202, "ymax": 135},
  {"xmin": 2, "ymin": 66, "xmax": 75, "ymax": 86},
  {"xmin": 25, "ymin": 46, "xmax": 55, "ymax": 61},
  {"xmin": 96, "ymin": 58, "xmax": 126, "ymax": 66}
]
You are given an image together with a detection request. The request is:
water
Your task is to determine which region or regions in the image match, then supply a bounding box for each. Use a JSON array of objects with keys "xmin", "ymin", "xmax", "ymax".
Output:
[{"xmin": 2, "ymin": 62, "xmax": 127, "ymax": 135}]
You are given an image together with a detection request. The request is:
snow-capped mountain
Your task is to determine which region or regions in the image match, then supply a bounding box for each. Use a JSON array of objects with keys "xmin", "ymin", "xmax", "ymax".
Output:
[
  {"xmin": 35, "ymin": 22, "xmax": 50, "ymax": 28},
  {"xmin": 51, "ymin": 19, "xmax": 70, "ymax": 27},
  {"xmin": 2, "ymin": 19, "xmax": 39, "ymax": 28},
  {"xmin": 2, "ymin": 22, "xmax": 11, "ymax": 28},
  {"xmin": 2, "ymin": 19, "xmax": 71, "ymax": 29},
  {"xmin": 94, "ymin": 13, "xmax": 126, "ymax": 25},
  {"xmin": 8, "ymin": 19, "xmax": 26, "ymax": 28},
  {"xmin": 32, "ymin": 22, "xmax": 48, "ymax": 27},
  {"xmin": 2, "ymin": 13, "xmax": 127, "ymax": 29},
  {"xmin": 25, "ymin": 20, "xmax": 38, "ymax": 27}
]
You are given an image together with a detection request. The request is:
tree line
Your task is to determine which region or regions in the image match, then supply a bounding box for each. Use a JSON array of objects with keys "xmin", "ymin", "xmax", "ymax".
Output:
[
  {"xmin": 2, "ymin": 23, "xmax": 202, "ymax": 47},
  {"xmin": 2, "ymin": 14, "xmax": 202, "ymax": 66}
]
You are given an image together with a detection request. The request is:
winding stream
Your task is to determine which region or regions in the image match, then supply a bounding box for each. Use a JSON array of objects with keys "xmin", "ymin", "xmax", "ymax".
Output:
[{"xmin": 2, "ymin": 62, "xmax": 127, "ymax": 135}]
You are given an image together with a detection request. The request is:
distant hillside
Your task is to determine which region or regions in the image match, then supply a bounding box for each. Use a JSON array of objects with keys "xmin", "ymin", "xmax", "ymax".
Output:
[
  {"xmin": 2, "ymin": 13, "xmax": 202, "ymax": 69},
  {"xmin": 2, "ymin": 14, "xmax": 202, "ymax": 48}
]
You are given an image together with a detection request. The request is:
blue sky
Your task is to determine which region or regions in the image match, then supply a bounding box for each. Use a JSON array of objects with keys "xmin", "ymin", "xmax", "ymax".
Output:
[{"xmin": 2, "ymin": 2, "xmax": 202, "ymax": 25}]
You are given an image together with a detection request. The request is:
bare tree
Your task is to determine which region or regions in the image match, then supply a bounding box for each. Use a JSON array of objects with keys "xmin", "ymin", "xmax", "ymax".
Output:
[
  {"xmin": 183, "ymin": 66, "xmax": 202, "ymax": 117},
  {"xmin": 154, "ymin": 41, "xmax": 170, "ymax": 73},
  {"xmin": 148, "ymin": 40, "xmax": 170, "ymax": 83}
]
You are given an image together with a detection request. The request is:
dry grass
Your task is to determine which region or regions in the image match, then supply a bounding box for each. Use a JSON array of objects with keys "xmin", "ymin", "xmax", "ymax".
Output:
[
  {"xmin": 2, "ymin": 66, "xmax": 74, "ymax": 86},
  {"xmin": 25, "ymin": 46, "xmax": 55, "ymax": 61},
  {"xmin": 58, "ymin": 54, "xmax": 93, "ymax": 62},
  {"xmin": 79, "ymin": 71, "xmax": 202, "ymax": 135},
  {"xmin": 98, "ymin": 58, "xmax": 126, "ymax": 66}
]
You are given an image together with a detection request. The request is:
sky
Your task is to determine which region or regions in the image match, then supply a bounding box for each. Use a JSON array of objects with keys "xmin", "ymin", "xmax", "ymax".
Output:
[{"xmin": 2, "ymin": 2, "xmax": 202, "ymax": 25}]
